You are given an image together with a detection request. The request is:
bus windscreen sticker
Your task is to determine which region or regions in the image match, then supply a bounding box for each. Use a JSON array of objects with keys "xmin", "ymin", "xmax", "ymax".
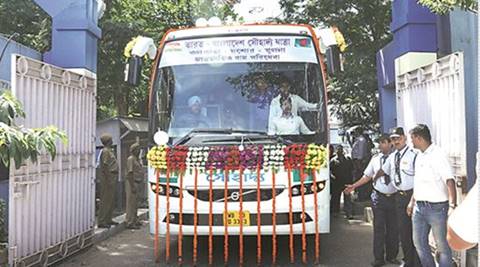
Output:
[{"xmin": 159, "ymin": 36, "xmax": 318, "ymax": 67}]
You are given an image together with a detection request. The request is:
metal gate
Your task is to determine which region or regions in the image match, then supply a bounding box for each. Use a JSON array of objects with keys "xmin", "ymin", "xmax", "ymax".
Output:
[
  {"xmin": 8, "ymin": 55, "xmax": 96, "ymax": 266},
  {"xmin": 396, "ymin": 52, "xmax": 467, "ymax": 266},
  {"xmin": 396, "ymin": 52, "xmax": 466, "ymax": 175}
]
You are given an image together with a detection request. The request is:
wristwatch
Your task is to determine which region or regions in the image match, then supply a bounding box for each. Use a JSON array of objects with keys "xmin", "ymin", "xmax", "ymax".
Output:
[{"xmin": 449, "ymin": 203, "xmax": 457, "ymax": 209}]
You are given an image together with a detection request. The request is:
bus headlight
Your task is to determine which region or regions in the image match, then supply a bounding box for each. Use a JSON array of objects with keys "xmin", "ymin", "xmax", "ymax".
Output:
[
  {"xmin": 290, "ymin": 181, "xmax": 327, "ymax": 196},
  {"xmin": 150, "ymin": 183, "xmax": 181, "ymax": 198},
  {"xmin": 292, "ymin": 187, "xmax": 300, "ymax": 196}
]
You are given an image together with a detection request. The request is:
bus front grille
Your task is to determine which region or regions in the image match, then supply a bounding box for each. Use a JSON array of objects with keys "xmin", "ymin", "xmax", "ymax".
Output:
[
  {"xmin": 187, "ymin": 188, "xmax": 284, "ymax": 202},
  {"xmin": 163, "ymin": 212, "xmax": 312, "ymax": 226}
]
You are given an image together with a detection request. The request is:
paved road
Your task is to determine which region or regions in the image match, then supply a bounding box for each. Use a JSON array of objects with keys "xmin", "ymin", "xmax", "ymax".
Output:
[{"xmin": 61, "ymin": 215, "xmax": 402, "ymax": 267}]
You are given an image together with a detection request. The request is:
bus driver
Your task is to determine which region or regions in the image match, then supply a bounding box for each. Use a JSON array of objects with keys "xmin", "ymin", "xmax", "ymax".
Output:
[
  {"xmin": 268, "ymin": 96, "xmax": 314, "ymax": 135},
  {"xmin": 268, "ymin": 75, "xmax": 319, "ymax": 127}
]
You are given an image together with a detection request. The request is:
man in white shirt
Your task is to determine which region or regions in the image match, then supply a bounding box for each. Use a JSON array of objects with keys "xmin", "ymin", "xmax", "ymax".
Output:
[
  {"xmin": 268, "ymin": 96, "xmax": 314, "ymax": 135},
  {"xmin": 447, "ymin": 152, "xmax": 478, "ymax": 250},
  {"xmin": 374, "ymin": 127, "xmax": 421, "ymax": 267},
  {"xmin": 447, "ymin": 181, "xmax": 478, "ymax": 250},
  {"xmin": 407, "ymin": 124, "xmax": 456, "ymax": 267},
  {"xmin": 268, "ymin": 76, "xmax": 318, "ymax": 126},
  {"xmin": 345, "ymin": 134, "xmax": 399, "ymax": 267}
]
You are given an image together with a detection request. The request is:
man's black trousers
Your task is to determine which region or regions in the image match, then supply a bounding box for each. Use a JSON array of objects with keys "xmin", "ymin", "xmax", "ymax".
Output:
[{"xmin": 371, "ymin": 190, "xmax": 399, "ymax": 261}]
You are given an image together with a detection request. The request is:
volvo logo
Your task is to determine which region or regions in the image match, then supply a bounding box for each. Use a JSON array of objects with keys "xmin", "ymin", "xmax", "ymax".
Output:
[
  {"xmin": 230, "ymin": 191, "xmax": 240, "ymax": 201},
  {"xmin": 216, "ymin": 189, "xmax": 257, "ymax": 202}
]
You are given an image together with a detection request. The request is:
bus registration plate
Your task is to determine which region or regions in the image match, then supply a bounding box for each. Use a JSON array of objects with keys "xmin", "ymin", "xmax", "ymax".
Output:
[{"xmin": 224, "ymin": 211, "xmax": 250, "ymax": 226}]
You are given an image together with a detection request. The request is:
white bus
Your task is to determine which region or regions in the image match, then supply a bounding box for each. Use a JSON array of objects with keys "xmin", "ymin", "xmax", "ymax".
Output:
[{"xmin": 130, "ymin": 22, "xmax": 342, "ymax": 263}]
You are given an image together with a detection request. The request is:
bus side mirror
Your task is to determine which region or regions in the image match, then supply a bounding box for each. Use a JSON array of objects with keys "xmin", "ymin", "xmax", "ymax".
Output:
[
  {"xmin": 125, "ymin": 56, "xmax": 143, "ymax": 86},
  {"xmin": 325, "ymin": 46, "xmax": 343, "ymax": 76}
]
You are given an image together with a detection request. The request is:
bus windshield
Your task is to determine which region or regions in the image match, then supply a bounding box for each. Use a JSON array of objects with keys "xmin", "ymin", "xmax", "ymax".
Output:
[{"xmin": 151, "ymin": 35, "xmax": 328, "ymax": 144}]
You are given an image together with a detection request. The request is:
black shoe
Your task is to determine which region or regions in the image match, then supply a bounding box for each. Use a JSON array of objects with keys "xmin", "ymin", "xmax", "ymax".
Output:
[
  {"xmin": 386, "ymin": 258, "xmax": 401, "ymax": 265},
  {"xmin": 108, "ymin": 221, "xmax": 119, "ymax": 225},
  {"xmin": 98, "ymin": 224, "xmax": 111, "ymax": 228},
  {"xmin": 126, "ymin": 225, "xmax": 140, "ymax": 229},
  {"xmin": 344, "ymin": 215, "xmax": 354, "ymax": 220},
  {"xmin": 371, "ymin": 260, "xmax": 385, "ymax": 267}
]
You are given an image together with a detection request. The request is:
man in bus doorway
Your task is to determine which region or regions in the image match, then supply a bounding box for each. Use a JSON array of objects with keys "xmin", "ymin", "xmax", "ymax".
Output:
[
  {"xmin": 345, "ymin": 134, "xmax": 400, "ymax": 266},
  {"xmin": 98, "ymin": 134, "xmax": 119, "ymax": 228}
]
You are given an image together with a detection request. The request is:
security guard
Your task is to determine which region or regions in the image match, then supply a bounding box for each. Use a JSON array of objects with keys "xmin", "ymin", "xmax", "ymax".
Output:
[
  {"xmin": 98, "ymin": 134, "xmax": 119, "ymax": 228},
  {"xmin": 376, "ymin": 127, "xmax": 421, "ymax": 267},
  {"xmin": 345, "ymin": 134, "xmax": 399, "ymax": 267},
  {"xmin": 125, "ymin": 143, "xmax": 143, "ymax": 229}
]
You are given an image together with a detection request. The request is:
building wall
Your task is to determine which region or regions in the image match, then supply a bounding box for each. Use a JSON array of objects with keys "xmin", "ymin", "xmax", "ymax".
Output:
[
  {"xmin": 0, "ymin": 35, "xmax": 42, "ymax": 83},
  {"xmin": 376, "ymin": 0, "xmax": 438, "ymax": 133},
  {"xmin": 448, "ymin": 10, "xmax": 478, "ymax": 186},
  {"xmin": 377, "ymin": 3, "xmax": 478, "ymax": 185}
]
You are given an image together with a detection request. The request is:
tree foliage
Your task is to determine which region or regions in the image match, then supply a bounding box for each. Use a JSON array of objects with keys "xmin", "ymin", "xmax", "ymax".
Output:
[
  {"xmin": 279, "ymin": 0, "xmax": 392, "ymax": 130},
  {"xmin": 418, "ymin": 0, "xmax": 478, "ymax": 14},
  {"xmin": 0, "ymin": 91, "xmax": 67, "ymax": 169},
  {"xmin": 98, "ymin": 0, "xmax": 236, "ymax": 119},
  {"xmin": 1, "ymin": 0, "xmax": 235, "ymax": 119},
  {"xmin": 0, "ymin": 0, "xmax": 51, "ymax": 52}
]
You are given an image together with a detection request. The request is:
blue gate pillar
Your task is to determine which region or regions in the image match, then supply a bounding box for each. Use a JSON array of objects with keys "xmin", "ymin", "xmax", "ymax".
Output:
[
  {"xmin": 376, "ymin": 0, "xmax": 437, "ymax": 133},
  {"xmin": 33, "ymin": 0, "xmax": 102, "ymax": 73}
]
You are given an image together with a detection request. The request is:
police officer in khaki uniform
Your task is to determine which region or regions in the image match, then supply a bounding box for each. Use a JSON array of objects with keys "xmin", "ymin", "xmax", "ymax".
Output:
[
  {"xmin": 125, "ymin": 143, "xmax": 143, "ymax": 229},
  {"xmin": 98, "ymin": 134, "xmax": 119, "ymax": 228}
]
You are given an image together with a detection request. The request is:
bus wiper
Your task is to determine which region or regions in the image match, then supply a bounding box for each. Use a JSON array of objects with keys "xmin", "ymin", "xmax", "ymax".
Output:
[
  {"xmin": 173, "ymin": 128, "xmax": 268, "ymax": 146},
  {"xmin": 201, "ymin": 134, "xmax": 293, "ymax": 146}
]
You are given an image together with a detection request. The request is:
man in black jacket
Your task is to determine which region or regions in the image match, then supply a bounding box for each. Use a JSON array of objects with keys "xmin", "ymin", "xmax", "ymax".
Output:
[{"xmin": 330, "ymin": 145, "xmax": 354, "ymax": 218}]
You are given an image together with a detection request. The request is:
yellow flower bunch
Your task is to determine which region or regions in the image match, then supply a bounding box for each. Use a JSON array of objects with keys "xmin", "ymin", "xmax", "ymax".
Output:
[
  {"xmin": 124, "ymin": 36, "xmax": 141, "ymax": 58},
  {"xmin": 147, "ymin": 145, "xmax": 168, "ymax": 169},
  {"xmin": 332, "ymin": 27, "xmax": 347, "ymax": 52},
  {"xmin": 304, "ymin": 144, "xmax": 328, "ymax": 169}
]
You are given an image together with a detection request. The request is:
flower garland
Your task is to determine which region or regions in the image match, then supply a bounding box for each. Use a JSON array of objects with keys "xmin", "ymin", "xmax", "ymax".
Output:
[
  {"xmin": 240, "ymin": 145, "xmax": 263, "ymax": 170},
  {"xmin": 124, "ymin": 36, "xmax": 141, "ymax": 59},
  {"xmin": 147, "ymin": 143, "xmax": 328, "ymax": 172},
  {"xmin": 262, "ymin": 144, "xmax": 285, "ymax": 170},
  {"xmin": 206, "ymin": 146, "xmax": 228, "ymax": 170},
  {"xmin": 146, "ymin": 145, "xmax": 168, "ymax": 169},
  {"xmin": 332, "ymin": 26, "xmax": 347, "ymax": 52},
  {"xmin": 305, "ymin": 144, "xmax": 328, "ymax": 169},
  {"xmin": 283, "ymin": 144, "xmax": 307, "ymax": 169},
  {"xmin": 167, "ymin": 145, "xmax": 188, "ymax": 170},
  {"xmin": 187, "ymin": 146, "xmax": 210, "ymax": 170}
]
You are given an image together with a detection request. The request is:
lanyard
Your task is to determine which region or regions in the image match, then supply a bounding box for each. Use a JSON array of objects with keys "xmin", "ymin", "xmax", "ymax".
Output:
[
  {"xmin": 396, "ymin": 146, "xmax": 409, "ymax": 162},
  {"xmin": 394, "ymin": 147, "xmax": 410, "ymax": 186}
]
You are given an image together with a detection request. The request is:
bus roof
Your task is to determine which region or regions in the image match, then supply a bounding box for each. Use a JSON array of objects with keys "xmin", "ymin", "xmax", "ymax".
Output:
[{"xmin": 164, "ymin": 24, "xmax": 315, "ymax": 42}]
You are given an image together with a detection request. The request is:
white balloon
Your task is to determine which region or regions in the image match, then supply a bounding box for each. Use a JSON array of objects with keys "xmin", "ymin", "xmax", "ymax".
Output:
[
  {"xmin": 208, "ymin": 16, "xmax": 222, "ymax": 26},
  {"xmin": 153, "ymin": 131, "xmax": 169, "ymax": 145},
  {"xmin": 195, "ymin": 18, "xmax": 208, "ymax": 27}
]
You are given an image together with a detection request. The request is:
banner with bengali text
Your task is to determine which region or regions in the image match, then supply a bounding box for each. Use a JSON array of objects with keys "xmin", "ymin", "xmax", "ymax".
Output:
[{"xmin": 159, "ymin": 35, "xmax": 318, "ymax": 68}]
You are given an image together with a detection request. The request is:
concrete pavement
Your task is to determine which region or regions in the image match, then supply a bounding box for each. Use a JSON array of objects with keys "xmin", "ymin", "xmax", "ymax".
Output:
[{"xmin": 60, "ymin": 213, "xmax": 403, "ymax": 267}]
